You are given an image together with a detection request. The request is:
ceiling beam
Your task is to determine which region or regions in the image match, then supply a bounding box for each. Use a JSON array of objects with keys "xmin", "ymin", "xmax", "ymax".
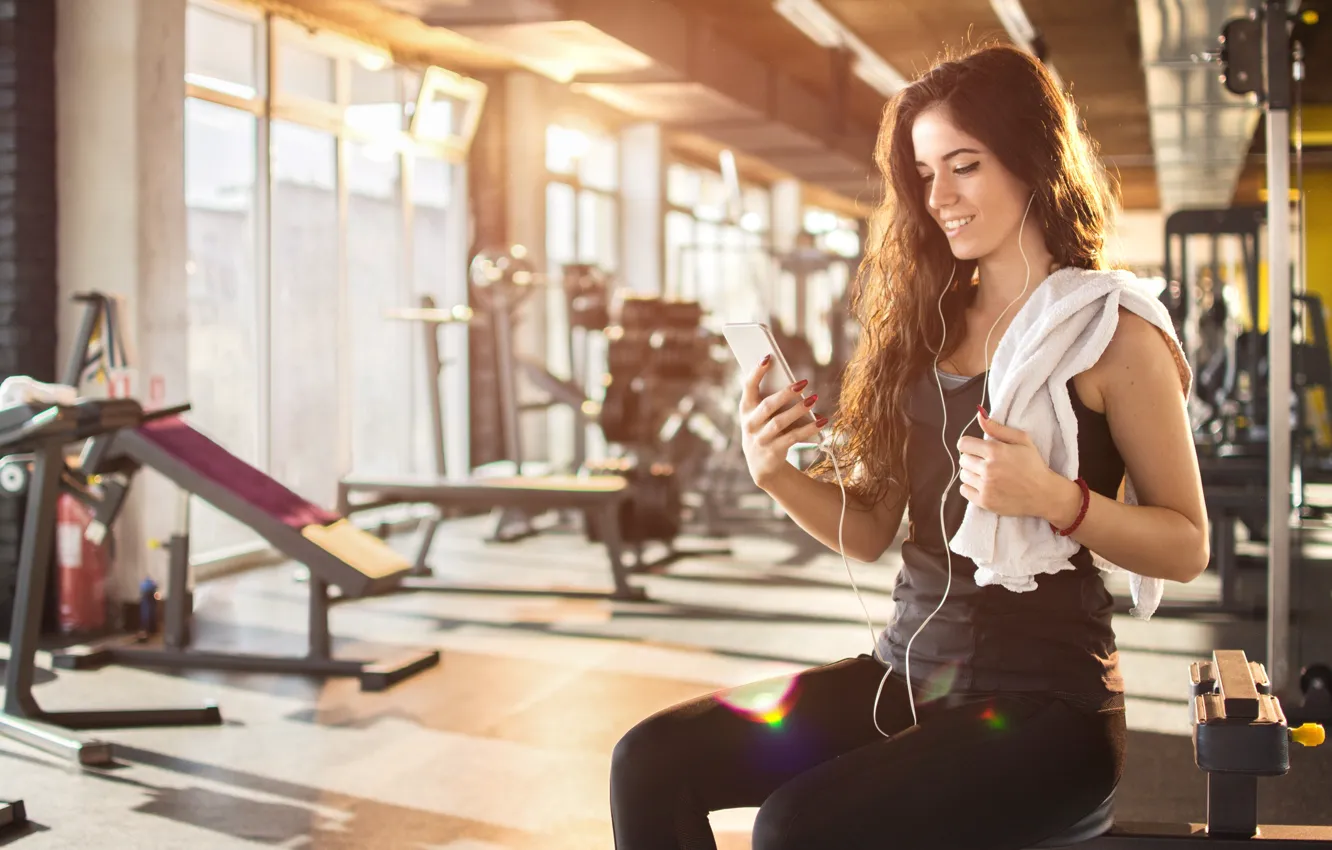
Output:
[
  {"xmin": 419, "ymin": 0, "xmax": 565, "ymax": 27},
  {"xmin": 425, "ymin": 0, "xmax": 880, "ymax": 196}
]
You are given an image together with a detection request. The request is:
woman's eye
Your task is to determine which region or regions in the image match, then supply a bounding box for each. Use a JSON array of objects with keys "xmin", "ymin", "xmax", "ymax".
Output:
[
  {"xmin": 919, "ymin": 173, "xmax": 934, "ymax": 183},
  {"xmin": 954, "ymin": 162, "xmax": 980, "ymax": 175}
]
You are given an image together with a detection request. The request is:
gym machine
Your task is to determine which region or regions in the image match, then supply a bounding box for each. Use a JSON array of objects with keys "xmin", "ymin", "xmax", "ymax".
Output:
[
  {"xmin": 0, "ymin": 397, "xmax": 221, "ymax": 767},
  {"xmin": 1162, "ymin": 205, "xmax": 1266, "ymax": 450},
  {"xmin": 594, "ymin": 291, "xmax": 735, "ymax": 565},
  {"xmin": 1156, "ymin": 204, "xmax": 1332, "ymax": 618},
  {"xmin": 1200, "ymin": 0, "xmax": 1328, "ymax": 724},
  {"xmin": 469, "ymin": 253, "xmax": 610, "ymax": 484},
  {"xmin": 339, "ymin": 249, "xmax": 651, "ymax": 601},
  {"xmin": 1044, "ymin": 650, "xmax": 1330, "ymax": 847},
  {"xmin": 22, "ymin": 292, "xmax": 440, "ymax": 697}
]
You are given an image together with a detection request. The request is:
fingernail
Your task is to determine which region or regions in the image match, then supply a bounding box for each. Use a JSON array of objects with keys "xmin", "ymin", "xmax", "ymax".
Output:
[
  {"xmin": 761, "ymin": 354, "xmax": 772, "ymax": 366},
  {"xmin": 803, "ymin": 394, "xmax": 818, "ymax": 407},
  {"xmin": 976, "ymin": 405, "xmax": 988, "ymax": 419},
  {"xmin": 816, "ymin": 415, "xmax": 829, "ymax": 427},
  {"xmin": 791, "ymin": 379, "xmax": 809, "ymax": 392}
]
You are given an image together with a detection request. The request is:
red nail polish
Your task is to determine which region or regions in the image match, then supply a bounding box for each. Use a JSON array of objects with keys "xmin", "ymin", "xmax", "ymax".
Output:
[
  {"xmin": 816, "ymin": 416, "xmax": 829, "ymax": 427},
  {"xmin": 791, "ymin": 379, "xmax": 809, "ymax": 392},
  {"xmin": 761, "ymin": 354, "xmax": 772, "ymax": 366},
  {"xmin": 977, "ymin": 405, "xmax": 988, "ymax": 419},
  {"xmin": 804, "ymin": 394, "xmax": 818, "ymax": 407}
]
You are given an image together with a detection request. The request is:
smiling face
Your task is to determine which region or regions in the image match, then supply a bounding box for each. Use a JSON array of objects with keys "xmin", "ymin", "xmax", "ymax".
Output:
[{"xmin": 911, "ymin": 106, "xmax": 1035, "ymax": 262}]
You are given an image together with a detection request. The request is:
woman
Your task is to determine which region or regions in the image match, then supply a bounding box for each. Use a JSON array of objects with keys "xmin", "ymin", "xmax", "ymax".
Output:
[{"xmin": 609, "ymin": 44, "xmax": 1208, "ymax": 850}]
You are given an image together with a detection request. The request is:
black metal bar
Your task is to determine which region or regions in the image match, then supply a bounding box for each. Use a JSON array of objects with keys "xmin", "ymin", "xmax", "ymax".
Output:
[
  {"xmin": 490, "ymin": 282, "xmax": 523, "ymax": 469},
  {"xmin": 1207, "ymin": 773, "xmax": 1259, "ymax": 838},
  {"xmin": 308, "ymin": 575, "xmax": 330, "ymax": 661},
  {"xmin": 411, "ymin": 515, "xmax": 441, "ymax": 576},
  {"xmin": 1, "ymin": 436, "xmax": 218, "ymax": 765},
  {"xmin": 61, "ymin": 294, "xmax": 104, "ymax": 387},
  {"xmin": 1266, "ymin": 0, "xmax": 1292, "ymax": 110},
  {"xmin": 598, "ymin": 501, "xmax": 647, "ymax": 601},
  {"xmin": 50, "ymin": 637, "xmax": 439, "ymax": 694},
  {"xmin": 36, "ymin": 706, "xmax": 222, "ymax": 731},
  {"xmin": 163, "ymin": 533, "xmax": 191, "ymax": 649},
  {"xmin": 1181, "ymin": 237, "xmax": 1191, "ymax": 339},
  {"xmin": 4, "ymin": 442, "xmax": 64, "ymax": 718},
  {"xmin": 1218, "ymin": 513, "xmax": 1239, "ymax": 610}
]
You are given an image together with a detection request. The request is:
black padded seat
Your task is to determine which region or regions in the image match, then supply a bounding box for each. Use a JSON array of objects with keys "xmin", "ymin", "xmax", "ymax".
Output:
[{"xmin": 1028, "ymin": 793, "xmax": 1116, "ymax": 848}]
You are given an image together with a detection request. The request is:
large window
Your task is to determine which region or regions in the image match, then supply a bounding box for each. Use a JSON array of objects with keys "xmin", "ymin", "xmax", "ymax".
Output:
[
  {"xmin": 184, "ymin": 97, "xmax": 261, "ymax": 554},
  {"xmin": 184, "ymin": 0, "xmax": 484, "ymax": 561},
  {"xmin": 346, "ymin": 140, "xmax": 412, "ymax": 479},
  {"xmin": 268, "ymin": 121, "xmax": 340, "ymax": 502},
  {"xmin": 795, "ymin": 207, "xmax": 862, "ymax": 364},
  {"xmin": 664, "ymin": 161, "xmax": 771, "ymax": 332}
]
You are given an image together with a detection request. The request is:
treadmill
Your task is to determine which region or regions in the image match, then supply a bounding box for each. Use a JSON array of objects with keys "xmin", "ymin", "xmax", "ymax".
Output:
[{"xmin": 0, "ymin": 397, "xmax": 220, "ymax": 767}]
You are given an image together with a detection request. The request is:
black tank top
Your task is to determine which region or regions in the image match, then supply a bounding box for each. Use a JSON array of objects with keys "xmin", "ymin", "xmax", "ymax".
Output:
[{"xmin": 876, "ymin": 369, "xmax": 1126, "ymax": 712}]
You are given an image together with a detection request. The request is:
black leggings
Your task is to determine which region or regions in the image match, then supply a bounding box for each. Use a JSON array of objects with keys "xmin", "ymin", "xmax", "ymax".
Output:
[{"xmin": 609, "ymin": 655, "xmax": 1126, "ymax": 850}]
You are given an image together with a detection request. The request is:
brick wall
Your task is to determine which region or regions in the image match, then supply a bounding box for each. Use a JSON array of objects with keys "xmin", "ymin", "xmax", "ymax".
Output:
[{"xmin": 0, "ymin": 0, "xmax": 57, "ymax": 632}]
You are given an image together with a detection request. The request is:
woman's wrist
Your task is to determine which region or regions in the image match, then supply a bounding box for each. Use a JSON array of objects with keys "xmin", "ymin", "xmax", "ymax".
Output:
[
  {"xmin": 755, "ymin": 460, "xmax": 803, "ymax": 495},
  {"xmin": 1043, "ymin": 472, "xmax": 1085, "ymax": 530}
]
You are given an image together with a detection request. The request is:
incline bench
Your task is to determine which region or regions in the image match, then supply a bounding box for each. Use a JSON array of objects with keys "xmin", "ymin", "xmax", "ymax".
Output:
[
  {"xmin": 337, "ymin": 473, "xmax": 649, "ymax": 601},
  {"xmin": 51, "ymin": 413, "xmax": 440, "ymax": 694}
]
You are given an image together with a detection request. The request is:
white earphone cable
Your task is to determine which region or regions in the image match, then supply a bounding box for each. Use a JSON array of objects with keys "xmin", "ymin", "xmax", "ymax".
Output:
[{"xmin": 823, "ymin": 191, "xmax": 1038, "ymax": 735}]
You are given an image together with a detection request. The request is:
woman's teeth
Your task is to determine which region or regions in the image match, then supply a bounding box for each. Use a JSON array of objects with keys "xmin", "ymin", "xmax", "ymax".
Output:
[{"xmin": 944, "ymin": 216, "xmax": 974, "ymax": 236}]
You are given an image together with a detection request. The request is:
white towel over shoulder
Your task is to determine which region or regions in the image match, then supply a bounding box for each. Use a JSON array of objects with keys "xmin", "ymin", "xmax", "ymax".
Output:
[{"xmin": 948, "ymin": 267, "xmax": 1192, "ymax": 620}]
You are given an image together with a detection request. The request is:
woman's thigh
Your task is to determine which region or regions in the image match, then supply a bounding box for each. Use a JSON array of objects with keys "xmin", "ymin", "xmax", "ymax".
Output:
[
  {"xmin": 612, "ymin": 654, "xmax": 910, "ymax": 812},
  {"xmin": 750, "ymin": 693, "xmax": 1127, "ymax": 850}
]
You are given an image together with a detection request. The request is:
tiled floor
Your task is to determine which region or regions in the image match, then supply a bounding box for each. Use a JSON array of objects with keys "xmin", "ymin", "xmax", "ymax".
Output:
[{"xmin": 1, "ymin": 512, "xmax": 1331, "ymax": 848}]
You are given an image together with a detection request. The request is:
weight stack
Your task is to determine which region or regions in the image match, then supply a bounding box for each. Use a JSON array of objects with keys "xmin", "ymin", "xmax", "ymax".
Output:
[
  {"xmin": 0, "ymin": 0, "xmax": 60, "ymax": 638},
  {"xmin": 583, "ymin": 459, "xmax": 683, "ymax": 545}
]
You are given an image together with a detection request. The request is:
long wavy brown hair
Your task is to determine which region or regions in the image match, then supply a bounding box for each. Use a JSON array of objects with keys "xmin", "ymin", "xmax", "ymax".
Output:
[{"xmin": 807, "ymin": 43, "xmax": 1118, "ymax": 515}]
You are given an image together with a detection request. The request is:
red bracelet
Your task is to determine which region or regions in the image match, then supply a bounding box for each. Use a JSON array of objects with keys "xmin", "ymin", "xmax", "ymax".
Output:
[{"xmin": 1050, "ymin": 477, "xmax": 1090, "ymax": 537}]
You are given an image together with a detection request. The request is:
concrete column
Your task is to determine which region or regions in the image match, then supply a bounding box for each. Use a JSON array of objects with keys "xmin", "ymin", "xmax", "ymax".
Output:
[
  {"xmin": 619, "ymin": 122, "xmax": 664, "ymax": 296},
  {"xmin": 57, "ymin": 0, "xmax": 187, "ymax": 601},
  {"xmin": 503, "ymin": 72, "xmax": 551, "ymax": 469},
  {"xmin": 770, "ymin": 179, "xmax": 804, "ymax": 254},
  {"xmin": 770, "ymin": 178, "xmax": 804, "ymax": 335}
]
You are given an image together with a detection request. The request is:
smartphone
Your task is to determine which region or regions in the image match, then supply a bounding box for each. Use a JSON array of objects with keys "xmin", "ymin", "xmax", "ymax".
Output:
[
  {"xmin": 723, "ymin": 322, "xmax": 793, "ymax": 391},
  {"xmin": 723, "ymin": 322, "xmax": 821, "ymax": 458},
  {"xmin": 723, "ymin": 321, "xmax": 819, "ymax": 409}
]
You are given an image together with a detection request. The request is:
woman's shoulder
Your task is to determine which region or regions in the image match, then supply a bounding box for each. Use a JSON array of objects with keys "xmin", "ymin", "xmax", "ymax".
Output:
[{"xmin": 1088, "ymin": 307, "xmax": 1187, "ymax": 398}]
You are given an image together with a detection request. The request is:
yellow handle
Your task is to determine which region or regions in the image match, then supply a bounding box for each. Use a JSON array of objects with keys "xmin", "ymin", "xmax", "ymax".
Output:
[{"xmin": 1291, "ymin": 723, "xmax": 1326, "ymax": 748}]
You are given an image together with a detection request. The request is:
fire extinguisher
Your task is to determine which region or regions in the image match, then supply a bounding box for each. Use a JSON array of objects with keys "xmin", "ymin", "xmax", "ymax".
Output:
[{"xmin": 55, "ymin": 493, "xmax": 107, "ymax": 634}]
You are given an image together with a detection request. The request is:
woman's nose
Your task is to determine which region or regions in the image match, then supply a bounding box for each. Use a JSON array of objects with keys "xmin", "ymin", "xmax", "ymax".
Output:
[{"xmin": 929, "ymin": 172, "xmax": 957, "ymax": 211}]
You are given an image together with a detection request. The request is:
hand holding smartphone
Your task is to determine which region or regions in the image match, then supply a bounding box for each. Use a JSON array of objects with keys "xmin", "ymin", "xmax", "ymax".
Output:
[{"xmin": 722, "ymin": 322, "xmax": 826, "ymax": 479}]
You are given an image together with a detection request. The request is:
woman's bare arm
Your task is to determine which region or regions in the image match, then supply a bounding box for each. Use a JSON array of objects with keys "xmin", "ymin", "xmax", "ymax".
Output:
[
  {"xmin": 762, "ymin": 464, "xmax": 906, "ymax": 563},
  {"xmin": 1043, "ymin": 310, "xmax": 1209, "ymax": 582}
]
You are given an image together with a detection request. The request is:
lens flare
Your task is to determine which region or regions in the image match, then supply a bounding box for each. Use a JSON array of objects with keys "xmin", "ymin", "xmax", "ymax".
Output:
[
  {"xmin": 979, "ymin": 705, "xmax": 1008, "ymax": 731},
  {"xmin": 716, "ymin": 676, "xmax": 800, "ymax": 727},
  {"xmin": 918, "ymin": 662, "xmax": 960, "ymax": 705}
]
